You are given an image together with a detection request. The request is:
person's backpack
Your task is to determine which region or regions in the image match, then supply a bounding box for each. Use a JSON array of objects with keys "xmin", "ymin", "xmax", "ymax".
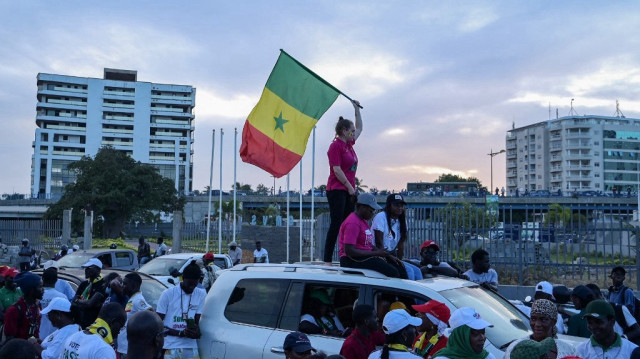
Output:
[{"xmin": 621, "ymin": 286, "xmax": 640, "ymax": 322}]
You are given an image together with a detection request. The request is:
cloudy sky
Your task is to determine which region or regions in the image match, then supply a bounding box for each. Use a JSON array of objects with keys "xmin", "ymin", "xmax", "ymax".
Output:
[{"xmin": 2, "ymin": 1, "xmax": 640, "ymax": 195}]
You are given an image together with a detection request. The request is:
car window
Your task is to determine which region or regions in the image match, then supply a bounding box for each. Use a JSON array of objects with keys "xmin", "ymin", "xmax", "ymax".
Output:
[
  {"xmin": 213, "ymin": 258, "xmax": 227, "ymax": 269},
  {"xmin": 440, "ymin": 286, "xmax": 531, "ymax": 350},
  {"xmin": 97, "ymin": 253, "xmax": 112, "ymax": 268},
  {"xmin": 115, "ymin": 252, "xmax": 133, "ymax": 267},
  {"xmin": 372, "ymin": 289, "xmax": 431, "ymax": 325},
  {"xmin": 139, "ymin": 258, "xmax": 188, "ymax": 276},
  {"xmin": 141, "ymin": 279, "xmax": 166, "ymax": 310},
  {"xmin": 297, "ymin": 284, "xmax": 359, "ymax": 337},
  {"xmin": 224, "ymin": 279, "xmax": 290, "ymax": 328}
]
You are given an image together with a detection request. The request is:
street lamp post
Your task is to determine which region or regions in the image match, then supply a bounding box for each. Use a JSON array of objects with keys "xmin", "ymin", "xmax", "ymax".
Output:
[{"xmin": 488, "ymin": 149, "xmax": 506, "ymax": 193}]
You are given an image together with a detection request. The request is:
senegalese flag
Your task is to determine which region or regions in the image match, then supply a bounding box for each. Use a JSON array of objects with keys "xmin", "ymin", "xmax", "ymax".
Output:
[{"xmin": 240, "ymin": 50, "xmax": 340, "ymax": 177}]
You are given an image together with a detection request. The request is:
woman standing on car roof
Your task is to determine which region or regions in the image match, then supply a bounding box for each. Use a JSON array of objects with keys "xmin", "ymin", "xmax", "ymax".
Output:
[
  {"xmin": 323, "ymin": 100, "xmax": 362, "ymax": 266},
  {"xmin": 372, "ymin": 194, "xmax": 422, "ymax": 280}
]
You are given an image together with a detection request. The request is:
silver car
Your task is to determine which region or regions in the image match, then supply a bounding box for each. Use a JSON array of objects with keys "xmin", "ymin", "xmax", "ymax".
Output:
[
  {"xmin": 198, "ymin": 264, "xmax": 559, "ymax": 359},
  {"xmin": 55, "ymin": 249, "xmax": 138, "ymax": 270}
]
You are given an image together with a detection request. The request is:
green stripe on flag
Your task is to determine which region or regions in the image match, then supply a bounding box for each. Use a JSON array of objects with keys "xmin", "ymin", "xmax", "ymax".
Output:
[{"xmin": 265, "ymin": 52, "xmax": 340, "ymax": 120}]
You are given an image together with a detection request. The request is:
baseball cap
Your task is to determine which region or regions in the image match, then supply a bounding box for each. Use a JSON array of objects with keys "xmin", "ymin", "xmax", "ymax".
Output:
[
  {"xmin": 382, "ymin": 309, "xmax": 422, "ymax": 334},
  {"xmin": 510, "ymin": 338, "xmax": 556, "ymax": 359},
  {"xmin": 420, "ymin": 240, "xmax": 440, "ymax": 251},
  {"xmin": 535, "ymin": 281, "xmax": 555, "ymax": 300},
  {"xmin": 203, "ymin": 252, "xmax": 214, "ymax": 260},
  {"xmin": 81, "ymin": 258, "xmax": 103, "ymax": 269},
  {"xmin": 449, "ymin": 307, "xmax": 493, "ymax": 330},
  {"xmin": 412, "ymin": 300, "xmax": 451, "ymax": 324},
  {"xmin": 309, "ymin": 289, "xmax": 332, "ymax": 305},
  {"xmin": 283, "ymin": 331, "xmax": 315, "ymax": 353},
  {"xmin": 386, "ymin": 194, "xmax": 406, "ymax": 205},
  {"xmin": 43, "ymin": 260, "xmax": 60, "ymax": 270},
  {"xmin": 582, "ymin": 299, "xmax": 614, "ymax": 320},
  {"xmin": 357, "ymin": 193, "xmax": 382, "ymax": 210},
  {"xmin": 41, "ymin": 297, "xmax": 72, "ymax": 315}
]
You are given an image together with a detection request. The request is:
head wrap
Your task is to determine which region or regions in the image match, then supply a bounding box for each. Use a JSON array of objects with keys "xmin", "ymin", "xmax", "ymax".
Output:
[
  {"xmin": 14, "ymin": 272, "xmax": 40, "ymax": 293},
  {"xmin": 531, "ymin": 299, "xmax": 557, "ymax": 320},
  {"xmin": 432, "ymin": 325, "xmax": 489, "ymax": 359}
]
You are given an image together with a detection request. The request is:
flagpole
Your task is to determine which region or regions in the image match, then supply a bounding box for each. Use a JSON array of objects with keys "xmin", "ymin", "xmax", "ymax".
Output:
[
  {"xmin": 286, "ymin": 173, "xmax": 290, "ymax": 263},
  {"xmin": 233, "ymin": 127, "xmax": 237, "ymax": 243},
  {"xmin": 299, "ymin": 159, "xmax": 303, "ymax": 262},
  {"xmin": 310, "ymin": 127, "xmax": 316, "ymax": 261},
  {"xmin": 218, "ymin": 128, "xmax": 224, "ymax": 254},
  {"xmin": 205, "ymin": 129, "xmax": 215, "ymax": 253}
]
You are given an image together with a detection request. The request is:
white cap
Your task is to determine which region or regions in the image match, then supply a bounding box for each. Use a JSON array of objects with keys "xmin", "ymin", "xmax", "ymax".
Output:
[
  {"xmin": 41, "ymin": 297, "xmax": 71, "ymax": 315},
  {"xmin": 43, "ymin": 260, "xmax": 59, "ymax": 269},
  {"xmin": 81, "ymin": 258, "xmax": 103, "ymax": 269},
  {"xmin": 449, "ymin": 307, "xmax": 493, "ymax": 330},
  {"xmin": 535, "ymin": 281, "xmax": 555, "ymax": 300},
  {"xmin": 382, "ymin": 309, "xmax": 422, "ymax": 334},
  {"xmin": 72, "ymin": 245, "xmax": 80, "ymax": 250}
]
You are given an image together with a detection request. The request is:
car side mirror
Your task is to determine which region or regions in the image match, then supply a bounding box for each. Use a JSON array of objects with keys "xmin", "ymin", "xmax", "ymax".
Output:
[{"xmin": 168, "ymin": 278, "xmax": 175, "ymax": 285}]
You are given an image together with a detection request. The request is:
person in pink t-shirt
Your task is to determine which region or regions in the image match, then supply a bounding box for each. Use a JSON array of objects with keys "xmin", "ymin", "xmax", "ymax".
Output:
[
  {"xmin": 339, "ymin": 193, "xmax": 406, "ymax": 278},
  {"xmin": 324, "ymin": 99, "xmax": 362, "ymax": 265}
]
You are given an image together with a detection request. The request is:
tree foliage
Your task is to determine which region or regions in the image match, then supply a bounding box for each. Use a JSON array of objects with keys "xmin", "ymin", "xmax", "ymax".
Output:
[
  {"xmin": 435, "ymin": 173, "xmax": 485, "ymax": 191},
  {"xmin": 45, "ymin": 147, "xmax": 184, "ymax": 238}
]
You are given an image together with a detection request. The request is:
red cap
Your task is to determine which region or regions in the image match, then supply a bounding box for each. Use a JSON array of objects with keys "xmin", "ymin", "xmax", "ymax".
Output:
[
  {"xmin": 420, "ymin": 240, "xmax": 439, "ymax": 251},
  {"xmin": 412, "ymin": 300, "xmax": 451, "ymax": 324},
  {"xmin": 203, "ymin": 252, "xmax": 214, "ymax": 260}
]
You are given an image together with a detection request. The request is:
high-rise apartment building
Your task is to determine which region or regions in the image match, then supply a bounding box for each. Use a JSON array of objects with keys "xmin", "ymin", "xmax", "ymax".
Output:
[
  {"xmin": 506, "ymin": 114, "xmax": 640, "ymax": 194},
  {"xmin": 31, "ymin": 69, "xmax": 195, "ymax": 198}
]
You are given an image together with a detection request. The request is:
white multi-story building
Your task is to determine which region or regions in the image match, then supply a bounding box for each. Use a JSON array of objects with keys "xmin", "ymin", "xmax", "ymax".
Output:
[
  {"xmin": 506, "ymin": 114, "xmax": 640, "ymax": 194},
  {"xmin": 31, "ymin": 68, "xmax": 195, "ymax": 198}
]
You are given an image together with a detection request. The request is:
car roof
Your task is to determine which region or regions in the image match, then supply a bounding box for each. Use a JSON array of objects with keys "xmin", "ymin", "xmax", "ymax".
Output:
[
  {"xmin": 158, "ymin": 253, "xmax": 202, "ymax": 260},
  {"xmin": 68, "ymin": 249, "xmax": 135, "ymax": 255},
  {"xmin": 228, "ymin": 264, "xmax": 474, "ymax": 292},
  {"xmin": 32, "ymin": 267, "xmax": 165, "ymax": 285}
]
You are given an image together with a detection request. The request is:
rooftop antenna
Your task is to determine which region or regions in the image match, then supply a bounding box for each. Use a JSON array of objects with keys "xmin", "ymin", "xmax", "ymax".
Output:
[
  {"xmin": 548, "ymin": 102, "xmax": 551, "ymax": 121},
  {"xmin": 614, "ymin": 100, "xmax": 625, "ymax": 118},
  {"xmin": 568, "ymin": 98, "xmax": 579, "ymax": 116},
  {"xmin": 556, "ymin": 108, "xmax": 559, "ymax": 119}
]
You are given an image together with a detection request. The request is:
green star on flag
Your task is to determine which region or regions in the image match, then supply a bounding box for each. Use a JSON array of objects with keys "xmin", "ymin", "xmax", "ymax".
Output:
[{"xmin": 274, "ymin": 111, "xmax": 288, "ymax": 132}]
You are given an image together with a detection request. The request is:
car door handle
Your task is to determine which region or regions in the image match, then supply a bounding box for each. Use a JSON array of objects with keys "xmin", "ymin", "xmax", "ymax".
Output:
[{"xmin": 271, "ymin": 346, "xmax": 285, "ymax": 354}]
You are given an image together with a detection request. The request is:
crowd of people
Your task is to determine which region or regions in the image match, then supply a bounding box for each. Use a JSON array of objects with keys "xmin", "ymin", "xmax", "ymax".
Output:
[{"xmin": 0, "ymin": 247, "xmax": 217, "ymax": 359}]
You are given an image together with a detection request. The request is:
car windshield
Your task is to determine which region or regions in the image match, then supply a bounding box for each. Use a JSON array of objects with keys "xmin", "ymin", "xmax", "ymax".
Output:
[
  {"xmin": 439, "ymin": 286, "xmax": 531, "ymax": 350},
  {"xmin": 141, "ymin": 279, "xmax": 167, "ymax": 309},
  {"xmin": 139, "ymin": 258, "xmax": 189, "ymax": 276},
  {"xmin": 56, "ymin": 253, "xmax": 94, "ymax": 267},
  {"xmin": 213, "ymin": 258, "xmax": 227, "ymax": 269}
]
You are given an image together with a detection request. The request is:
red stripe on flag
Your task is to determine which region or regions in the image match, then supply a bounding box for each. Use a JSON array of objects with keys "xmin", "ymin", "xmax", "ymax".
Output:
[{"xmin": 239, "ymin": 121, "xmax": 302, "ymax": 178}]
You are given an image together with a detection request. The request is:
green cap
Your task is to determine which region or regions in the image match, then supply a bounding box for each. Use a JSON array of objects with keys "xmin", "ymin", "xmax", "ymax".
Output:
[
  {"xmin": 309, "ymin": 289, "xmax": 332, "ymax": 305},
  {"xmin": 510, "ymin": 338, "xmax": 556, "ymax": 359},
  {"xmin": 583, "ymin": 299, "xmax": 615, "ymax": 319}
]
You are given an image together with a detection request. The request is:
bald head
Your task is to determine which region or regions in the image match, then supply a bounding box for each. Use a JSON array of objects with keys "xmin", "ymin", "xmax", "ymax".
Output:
[{"xmin": 127, "ymin": 311, "xmax": 164, "ymax": 358}]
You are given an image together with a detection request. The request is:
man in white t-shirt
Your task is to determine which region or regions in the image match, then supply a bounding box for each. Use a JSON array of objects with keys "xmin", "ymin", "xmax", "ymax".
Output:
[
  {"xmin": 117, "ymin": 273, "xmax": 153, "ymax": 359},
  {"xmin": 59, "ymin": 303, "xmax": 126, "ymax": 359},
  {"xmin": 253, "ymin": 241, "xmax": 269, "ymax": 263},
  {"xmin": 43, "ymin": 261, "xmax": 75, "ymax": 300},
  {"xmin": 155, "ymin": 237, "xmax": 168, "ymax": 258},
  {"xmin": 463, "ymin": 248, "xmax": 499, "ymax": 292},
  {"xmin": 39, "ymin": 268, "xmax": 67, "ymax": 340},
  {"xmin": 34, "ymin": 297, "xmax": 80, "ymax": 359},
  {"xmin": 157, "ymin": 261, "xmax": 206, "ymax": 359}
]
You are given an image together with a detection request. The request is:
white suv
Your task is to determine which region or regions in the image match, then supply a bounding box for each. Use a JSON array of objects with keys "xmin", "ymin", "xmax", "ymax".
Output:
[{"xmin": 198, "ymin": 264, "xmax": 536, "ymax": 358}]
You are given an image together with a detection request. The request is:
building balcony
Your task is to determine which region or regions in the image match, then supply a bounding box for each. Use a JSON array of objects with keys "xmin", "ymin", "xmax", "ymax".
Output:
[
  {"xmin": 37, "ymin": 102, "xmax": 86, "ymax": 111},
  {"xmin": 102, "ymin": 103, "xmax": 135, "ymax": 109},
  {"xmin": 102, "ymin": 128, "xmax": 133, "ymax": 134},
  {"xmin": 52, "ymin": 150, "xmax": 85, "ymax": 156},
  {"xmin": 151, "ymin": 97, "xmax": 193, "ymax": 106},
  {"xmin": 103, "ymin": 90, "xmax": 135, "ymax": 97},
  {"xmin": 44, "ymin": 124, "xmax": 86, "ymax": 132},
  {"xmin": 101, "ymin": 140, "xmax": 133, "ymax": 147}
]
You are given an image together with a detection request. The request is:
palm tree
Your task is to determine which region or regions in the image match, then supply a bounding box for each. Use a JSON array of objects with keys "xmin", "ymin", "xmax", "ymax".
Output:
[{"xmin": 355, "ymin": 177, "xmax": 368, "ymax": 193}]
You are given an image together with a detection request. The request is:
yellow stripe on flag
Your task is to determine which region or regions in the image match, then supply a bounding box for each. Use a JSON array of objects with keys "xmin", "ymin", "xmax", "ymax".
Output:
[{"xmin": 247, "ymin": 87, "xmax": 318, "ymax": 156}]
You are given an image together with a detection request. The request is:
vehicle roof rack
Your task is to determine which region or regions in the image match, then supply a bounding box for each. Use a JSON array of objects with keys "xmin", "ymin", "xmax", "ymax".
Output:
[{"xmin": 229, "ymin": 263, "xmax": 390, "ymax": 279}]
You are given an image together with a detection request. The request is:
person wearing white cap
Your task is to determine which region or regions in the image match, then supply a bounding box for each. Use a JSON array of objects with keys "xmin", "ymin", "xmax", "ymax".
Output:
[
  {"xmin": 513, "ymin": 281, "xmax": 564, "ymax": 335},
  {"xmin": 72, "ymin": 258, "xmax": 107, "ymax": 328},
  {"xmin": 228, "ymin": 241, "xmax": 242, "ymax": 266},
  {"xmin": 32, "ymin": 297, "xmax": 80, "ymax": 359},
  {"xmin": 38, "ymin": 267, "xmax": 66, "ymax": 340},
  {"xmin": 432, "ymin": 307, "xmax": 496, "ymax": 359},
  {"xmin": 367, "ymin": 309, "xmax": 423, "ymax": 359},
  {"xmin": 339, "ymin": 193, "xmax": 407, "ymax": 278}
]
